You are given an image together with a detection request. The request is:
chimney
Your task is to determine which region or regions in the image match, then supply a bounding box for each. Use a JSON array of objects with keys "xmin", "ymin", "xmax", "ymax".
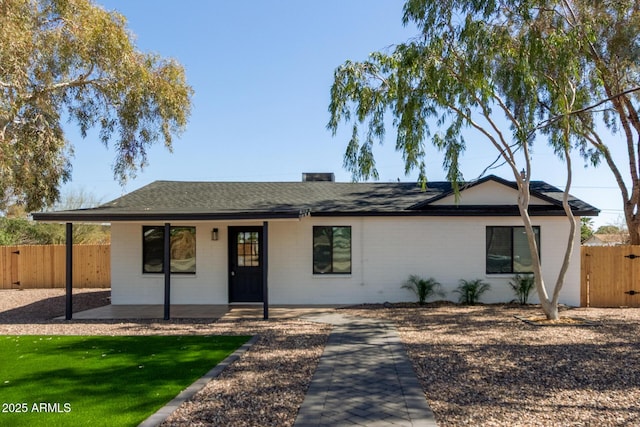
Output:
[{"xmin": 302, "ymin": 172, "xmax": 335, "ymax": 182}]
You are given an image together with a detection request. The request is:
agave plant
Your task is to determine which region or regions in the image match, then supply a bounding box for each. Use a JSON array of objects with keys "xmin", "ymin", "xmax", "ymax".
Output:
[
  {"xmin": 402, "ymin": 275, "xmax": 444, "ymax": 305},
  {"xmin": 454, "ymin": 279, "xmax": 491, "ymax": 305},
  {"xmin": 509, "ymin": 274, "xmax": 536, "ymax": 305}
]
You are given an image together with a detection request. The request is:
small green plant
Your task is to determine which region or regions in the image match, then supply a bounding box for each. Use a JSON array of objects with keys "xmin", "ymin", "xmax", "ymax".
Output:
[
  {"xmin": 509, "ymin": 274, "xmax": 536, "ymax": 304},
  {"xmin": 402, "ymin": 275, "xmax": 444, "ymax": 305},
  {"xmin": 454, "ymin": 279, "xmax": 491, "ymax": 305}
]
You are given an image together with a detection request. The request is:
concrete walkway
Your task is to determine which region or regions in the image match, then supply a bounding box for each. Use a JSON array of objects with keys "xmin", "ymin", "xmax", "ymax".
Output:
[{"xmin": 295, "ymin": 313, "xmax": 438, "ymax": 427}]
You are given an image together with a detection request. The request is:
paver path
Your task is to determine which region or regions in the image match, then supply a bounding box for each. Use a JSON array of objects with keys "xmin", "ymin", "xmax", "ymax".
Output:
[{"xmin": 295, "ymin": 313, "xmax": 437, "ymax": 427}]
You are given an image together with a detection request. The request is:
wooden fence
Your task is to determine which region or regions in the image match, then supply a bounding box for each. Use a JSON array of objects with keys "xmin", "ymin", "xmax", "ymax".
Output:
[
  {"xmin": 581, "ymin": 245, "xmax": 640, "ymax": 307},
  {"xmin": 0, "ymin": 245, "xmax": 110, "ymax": 289}
]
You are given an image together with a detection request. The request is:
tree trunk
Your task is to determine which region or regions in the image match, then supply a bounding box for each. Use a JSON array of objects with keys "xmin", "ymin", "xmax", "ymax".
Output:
[
  {"xmin": 515, "ymin": 171, "xmax": 560, "ymax": 321},
  {"xmin": 523, "ymin": 217, "xmax": 560, "ymax": 321},
  {"xmin": 552, "ymin": 149, "xmax": 578, "ymax": 316},
  {"xmin": 513, "ymin": 146, "xmax": 576, "ymax": 321},
  {"xmin": 625, "ymin": 203, "xmax": 640, "ymax": 245}
]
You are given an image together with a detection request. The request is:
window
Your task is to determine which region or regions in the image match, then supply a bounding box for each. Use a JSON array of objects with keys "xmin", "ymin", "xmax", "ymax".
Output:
[
  {"xmin": 313, "ymin": 226, "xmax": 351, "ymax": 274},
  {"xmin": 486, "ymin": 226, "xmax": 539, "ymax": 274},
  {"xmin": 237, "ymin": 231, "xmax": 260, "ymax": 267},
  {"xmin": 143, "ymin": 226, "xmax": 196, "ymax": 274}
]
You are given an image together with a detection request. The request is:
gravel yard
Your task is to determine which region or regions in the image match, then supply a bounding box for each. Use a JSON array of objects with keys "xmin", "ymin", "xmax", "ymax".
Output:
[
  {"xmin": 0, "ymin": 289, "xmax": 330, "ymax": 427},
  {"xmin": 346, "ymin": 303, "xmax": 640, "ymax": 427},
  {"xmin": 1, "ymin": 289, "xmax": 639, "ymax": 426}
]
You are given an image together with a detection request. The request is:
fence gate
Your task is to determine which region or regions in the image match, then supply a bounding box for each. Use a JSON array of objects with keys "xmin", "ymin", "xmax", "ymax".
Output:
[
  {"xmin": 581, "ymin": 245, "xmax": 640, "ymax": 307},
  {"xmin": 10, "ymin": 248, "xmax": 20, "ymax": 288}
]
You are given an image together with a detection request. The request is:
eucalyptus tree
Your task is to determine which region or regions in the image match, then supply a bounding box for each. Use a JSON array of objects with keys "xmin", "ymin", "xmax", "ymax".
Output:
[
  {"xmin": 328, "ymin": 0, "xmax": 585, "ymax": 319},
  {"xmin": 525, "ymin": 1, "xmax": 640, "ymax": 244},
  {"xmin": 0, "ymin": 0, "xmax": 193, "ymax": 212}
]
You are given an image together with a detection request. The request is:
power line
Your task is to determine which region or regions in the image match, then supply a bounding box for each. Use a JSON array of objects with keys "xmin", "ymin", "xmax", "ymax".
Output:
[{"xmin": 549, "ymin": 184, "xmax": 621, "ymax": 190}]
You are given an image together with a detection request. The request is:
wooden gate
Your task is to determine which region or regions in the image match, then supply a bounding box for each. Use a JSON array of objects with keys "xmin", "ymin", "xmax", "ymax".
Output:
[{"xmin": 581, "ymin": 245, "xmax": 640, "ymax": 307}]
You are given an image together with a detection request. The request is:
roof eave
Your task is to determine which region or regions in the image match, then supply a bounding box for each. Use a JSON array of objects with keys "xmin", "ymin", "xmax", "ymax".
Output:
[
  {"xmin": 311, "ymin": 205, "xmax": 600, "ymax": 217},
  {"xmin": 32, "ymin": 210, "xmax": 306, "ymax": 222}
]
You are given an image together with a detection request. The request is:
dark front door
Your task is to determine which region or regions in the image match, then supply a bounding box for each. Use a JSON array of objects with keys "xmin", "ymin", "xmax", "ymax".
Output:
[{"xmin": 228, "ymin": 227, "xmax": 264, "ymax": 302}]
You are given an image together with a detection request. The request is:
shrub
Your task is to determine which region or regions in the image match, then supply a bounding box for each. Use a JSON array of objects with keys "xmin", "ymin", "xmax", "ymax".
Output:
[
  {"xmin": 402, "ymin": 275, "xmax": 444, "ymax": 305},
  {"xmin": 454, "ymin": 279, "xmax": 491, "ymax": 305},
  {"xmin": 509, "ymin": 274, "xmax": 536, "ymax": 304}
]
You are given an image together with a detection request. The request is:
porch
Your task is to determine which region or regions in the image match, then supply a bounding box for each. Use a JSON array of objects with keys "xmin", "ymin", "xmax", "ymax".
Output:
[{"xmin": 68, "ymin": 304, "xmax": 341, "ymax": 320}]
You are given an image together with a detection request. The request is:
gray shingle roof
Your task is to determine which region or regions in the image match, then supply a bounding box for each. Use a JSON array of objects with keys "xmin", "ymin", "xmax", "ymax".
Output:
[{"xmin": 32, "ymin": 175, "xmax": 599, "ymax": 222}]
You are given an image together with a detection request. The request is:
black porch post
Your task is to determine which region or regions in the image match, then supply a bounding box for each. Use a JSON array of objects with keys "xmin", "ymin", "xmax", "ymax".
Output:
[
  {"xmin": 263, "ymin": 221, "xmax": 269, "ymax": 320},
  {"xmin": 164, "ymin": 223, "xmax": 171, "ymax": 320},
  {"xmin": 65, "ymin": 222, "xmax": 73, "ymax": 320}
]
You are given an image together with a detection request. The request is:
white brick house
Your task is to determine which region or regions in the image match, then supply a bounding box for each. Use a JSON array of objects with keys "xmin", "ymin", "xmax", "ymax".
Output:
[{"xmin": 34, "ymin": 174, "xmax": 598, "ymax": 312}]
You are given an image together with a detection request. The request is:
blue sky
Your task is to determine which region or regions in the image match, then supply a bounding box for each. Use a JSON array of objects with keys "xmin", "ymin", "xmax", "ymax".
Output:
[{"xmin": 63, "ymin": 0, "xmax": 627, "ymax": 228}]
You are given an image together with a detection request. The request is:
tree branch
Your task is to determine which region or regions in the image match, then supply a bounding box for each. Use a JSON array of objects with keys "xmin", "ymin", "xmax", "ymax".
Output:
[
  {"xmin": 537, "ymin": 86, "xmax": 640, "ymax": 131},
  {"xmin": 553, "ymin": 141, "xmax": 576, "ymax": 306},
  {"xmin": 26, "ymin": 64, "xmax": 106, "ymax": 102}
]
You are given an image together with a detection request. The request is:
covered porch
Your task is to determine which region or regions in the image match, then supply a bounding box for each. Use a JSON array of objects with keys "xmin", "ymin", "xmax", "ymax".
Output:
[{"xmin": 33, "ymin": 212, "xmax": 308, "ymax": 321}]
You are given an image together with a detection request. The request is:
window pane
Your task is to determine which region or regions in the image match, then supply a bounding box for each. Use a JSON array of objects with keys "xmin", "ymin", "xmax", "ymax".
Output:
[
  {"xmin": 313, "ymin": 227, "xmax": 332, "ymax": 273},
  {"xmin": 170, "ymin": 227, "xmax": 196, "ymax": 273},
  {"xmin": 486, "ymin": 226, "xmax": 540, "ymax": 274},
  {"xmin": 313, "ymin": 226, "xmax": 351, "ymax": 274},
  {"xmin": 486, "ymin": 227, "xmax": 512, "ymax": 273},
  {"xmin": 143, "ymin": 227, "xmax": 164, "ymax": 273},
  {"xmin": 143, "ymin": 226, "xmax": 196, "ymax": 274},
  {"xmin": 249, "ymin": 232, "xmax": 259, "ymax": 267},
  {"xmin": 513, "ymin": 227, "xmax": 538, "ymax": 273},
  {"xmin": 237, "ymin": 231, "xmax": 260, "ymax": 267},
  {"xmin": 332, "ymin": 227, "xmax": 351, "ymax": 273},
  {"xmin": 237, "ymin": 232, "xmax": 246, "ymax": 266}
]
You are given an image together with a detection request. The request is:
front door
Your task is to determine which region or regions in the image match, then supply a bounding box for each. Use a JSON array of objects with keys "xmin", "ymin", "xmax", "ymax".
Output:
[{"xmin": 228, "ymin": 227, "xmax": 264, "ymax": 302}]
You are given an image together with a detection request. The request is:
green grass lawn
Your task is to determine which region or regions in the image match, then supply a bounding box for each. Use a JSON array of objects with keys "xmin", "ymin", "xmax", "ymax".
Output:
[{"xmin": 0, "ymin": 335, "xmax": 250, "ymax": 426}]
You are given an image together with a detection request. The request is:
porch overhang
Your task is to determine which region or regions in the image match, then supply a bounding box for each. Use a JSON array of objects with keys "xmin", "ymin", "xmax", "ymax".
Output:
[
  {"xmin": 36, "ymin": 215, "xmax": 284, "ymax": 322},
  {"xmin": 32, "ymin": 209, "xmax": 307, "ymax": 223}
]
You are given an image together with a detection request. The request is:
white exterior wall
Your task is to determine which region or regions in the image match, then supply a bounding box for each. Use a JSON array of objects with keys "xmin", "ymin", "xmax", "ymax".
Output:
[
  {"xmin": 270, "ymin": 216, "xmax": 580, "ymax": 305},
  {"xmin": 111, "ymin": 221, "xmax": 232, "ymax": 304},
  {"xmin": 110, "ymin": 216, "xmax": 581, "ymax": 306}
]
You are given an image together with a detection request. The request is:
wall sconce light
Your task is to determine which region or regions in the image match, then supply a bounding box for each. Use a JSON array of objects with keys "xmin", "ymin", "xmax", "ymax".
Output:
[{"xmin": 212, "ymin": 228, "xmax": 219, "ymax": 241}]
